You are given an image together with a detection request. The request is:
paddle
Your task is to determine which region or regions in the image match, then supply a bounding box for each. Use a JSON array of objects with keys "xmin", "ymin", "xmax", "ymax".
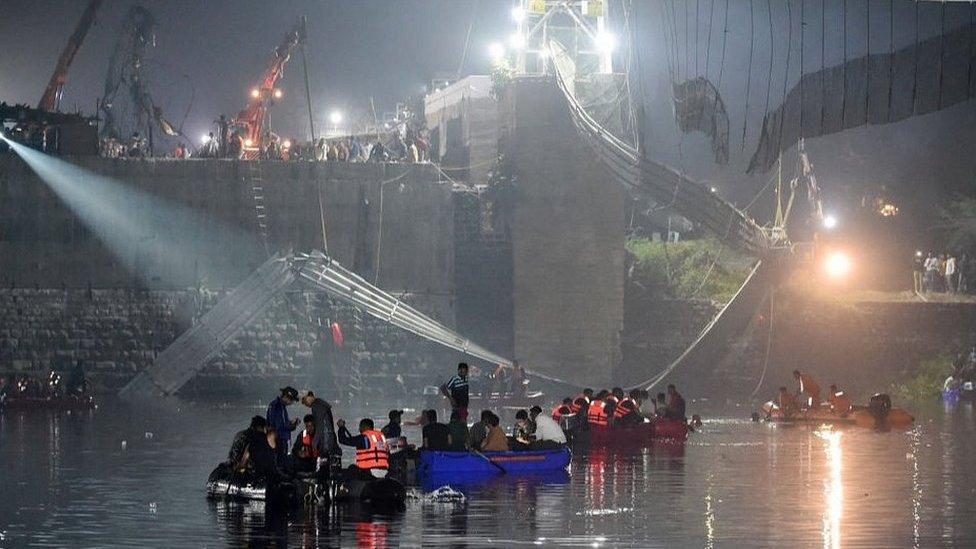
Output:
[{"xmin": 473, "ymin": 449, "xmax": 507, "ymax": 474}]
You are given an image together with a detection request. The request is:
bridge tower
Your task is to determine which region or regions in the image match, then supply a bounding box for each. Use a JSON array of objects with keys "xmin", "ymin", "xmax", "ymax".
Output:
[{"xmin": 507, "ymin": 0, "xmax": 614, "ymax": 76}]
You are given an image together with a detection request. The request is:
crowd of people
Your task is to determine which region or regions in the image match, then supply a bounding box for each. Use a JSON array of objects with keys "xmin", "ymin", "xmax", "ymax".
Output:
[
  {"xmin": 913, "ymin": 251, "xmax": 971, "ymax": 294},
  {"xmin": 768, "ymin": 370, "xmax": 853, "ymax": 418},
  {"xmin": 99, "ymin": 118, "xmax": 433, "ymax": 165},
  {"xmin": 0, "ymin": 361, "xmax": 90, "ymax": 403},
  {"xmin": 552, "ymin": 384, "xmax": 692, "ymax": 429}
]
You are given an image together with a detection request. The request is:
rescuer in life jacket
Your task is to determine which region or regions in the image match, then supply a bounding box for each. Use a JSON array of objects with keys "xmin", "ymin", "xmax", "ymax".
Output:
[
  {"xmin": 570, "ymin": 388, "xmax": 594, "ymax": 414},
  {"xmin": 827, "ymin": 385, "xmax": 853, "ymax": 415},
  {"xmin": 587, "ymin": 390, "xmax": 612, "ymax": 428},
  {"xmin": 552, "ymin": 398, "xmax": 574, "ymax": 421},
  {"xmin": 337, "ymin": 418, "xmax": 390, "ymax": 480},
  {"xmin": 665, "ymin": 384, "xmax": 687, "ymax": 421},
  {"xmin": 777, "ymin": 386, "xmax": 799, "ymax": 418},
  {"xmin": 614, "ymin": 389, "xmax": 643, "ymax": 425},
  {"xmin": 793, "ymin": 370, "xmax": 822, "ymax": 409},
  {"xmin": 291, "ymin": 414, "xmax": 319, "ymax": 473}
]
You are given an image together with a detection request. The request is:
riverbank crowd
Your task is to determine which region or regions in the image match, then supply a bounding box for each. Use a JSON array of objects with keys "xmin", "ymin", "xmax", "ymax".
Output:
[{"xmin": 913, "ymin": 251, "xmax": 971, "ymax": 294}]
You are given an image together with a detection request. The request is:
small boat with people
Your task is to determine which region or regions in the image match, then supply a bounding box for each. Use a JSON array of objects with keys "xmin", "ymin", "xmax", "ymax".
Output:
[
  {"xmin": 554, "ymin": 384, "xmax": 695, "ymax": 447},
  {"xmin": 0, "ymin": 394, "xmax": 96, "ymax": 412},
  {"xmin": 759, "ymin": 371, "xmax": 914, "ymax": 430},
  {"xmin": 587, "ymin": 417, "xmax": 691, "ymax": 446},
  {"xmin": 417, "ymin": 446, "xmax": 572, "ymax": 476}
]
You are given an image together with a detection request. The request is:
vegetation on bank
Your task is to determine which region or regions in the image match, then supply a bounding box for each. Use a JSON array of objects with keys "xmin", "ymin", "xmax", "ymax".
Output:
[
  {"xmin": 892, "ymin": 354, "xmax": 952, "ymax": 402},
  {"xmin": 626, "ymin": 237, "xmax": 752, "ymax": 303}
]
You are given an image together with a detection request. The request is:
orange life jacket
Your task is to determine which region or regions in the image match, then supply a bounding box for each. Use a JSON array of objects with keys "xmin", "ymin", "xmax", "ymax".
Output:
[
  {"xmin": 569, "ymin": 394, "xmax": 588, "ymax": 414},
  {"xmin": 301, "ymin": 428, "xmax": 319, "ymax": 458},
  {"xmin": 587, "ymin": 400, "xmax": 609, "ymax": 426},
  {"xmin": 552, "ymin": 404, "xmax": 572, "ymax": 420},
  {"xmin": 355, "ymin": 429, "xmax": 389, "ymax": 470},
  {"xmin": 614, "ymin": 397, "xmax": 637, "ymax": 418},
  {"xmin": 828, "ymin": 391, "xmax": 852, "ymax": 413}
]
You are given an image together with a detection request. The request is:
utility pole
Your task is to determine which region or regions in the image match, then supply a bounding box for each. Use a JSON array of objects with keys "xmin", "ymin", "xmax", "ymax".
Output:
[{"xmin": 300, "ymin": 16, "xmax": 316, "ymax": 141}]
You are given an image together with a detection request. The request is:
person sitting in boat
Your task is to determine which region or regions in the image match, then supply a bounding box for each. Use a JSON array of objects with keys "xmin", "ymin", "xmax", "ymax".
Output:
[
  {"xmin": 552, "ymin": 398, "xmax": 573, "ymax": 420},
  {"xmin": 468, "ymin": 409, "xmax": 493, "ymax": 449},
  {"xmin": 609, "ymin": 387, "xmax": 624, "ymax": 406},
  {"xmin": 778, "ymin": 386, "xmax": 799, "ymax": 418},
  {"xmin": 614, "ymin": 389, "xmax": 643, "ymax": 425},
  {"xmin": 665, "ymin": 384, "xmax": 686, "ymax": 421},
  {"xmin": 570, "ymin": 388, "xmax": 594, "ymax": 414},
  {"xmin": 239, "ymin": 423, "xmax": 281, "ymax": 483},
  {"xmin": 381, "ymin": 410, "xmax": 409, "ymax": 475},
  {"xmin": 446, "ymin": 410, "xmax": 470, "ymax": 451},
  {"xmin": 529, "ymin": 405, "xmax": 567, "ymax": 448},
  {"xmin": 587, "ymin": 391, "xmax": 611, "ymax": 428},
  {"xmin": 291, "ymin": 414, "xmax": 319, "ymax": 474},
  {"xmin": 422, "ymin": 409, "xmax": 451, "ymax": 451},
  {"xmin": 226, "ymin": 415, "xmax": 269, "ymax": 471},
  {"xmin": 511, "ymin": 409, "xmax": 536, "ymax": 450},
  {"xmin": 337, "ymin": 418, "xmax": 389, "ymax": 479},
  {"xmin": 827, "ymin": 385, "xmax": 853, "ymax": 415},
  {"xmin": 653, "ymin": 392, "xmax": 667, "ymax": 418},
  {"xmin": 440, "ymin": 362, "xmax": 470, "ymax": 421},
  {"xmin": 793, "ymin": 370, "xmax": 822, "ymax": 409},
  {"xmin": 480, "ymin": 412, "xmax": 509, "ymax": 452}
]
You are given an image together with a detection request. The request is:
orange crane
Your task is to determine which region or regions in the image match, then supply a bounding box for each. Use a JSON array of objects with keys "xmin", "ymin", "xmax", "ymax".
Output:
[
  {"xmin": 231, "ymin": 17, "xmax": 307, "ymax": 159},
  {"xmin": 38, "ymin": 0, "xmax": 103, "ymax": 112}
]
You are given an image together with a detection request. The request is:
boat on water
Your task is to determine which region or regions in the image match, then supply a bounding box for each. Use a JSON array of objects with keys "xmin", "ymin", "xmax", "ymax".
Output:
[
  {"xmin": 205, "ymin": 465, "xmax": 405, "ymax": 506},
  {"xmin": 0, "ymin": 394, "xmax": 96, "ymax": 412},
  {"xmin": 759, "ymin": 395, "xmax": 914, "ymax": 429},
  {"xmin": 586, "ymin": 418, "xmax": 691, "ymax": 446},
  {"xmin": 417, "ymin": 446, "xmax": 572, "ymax": 476}
]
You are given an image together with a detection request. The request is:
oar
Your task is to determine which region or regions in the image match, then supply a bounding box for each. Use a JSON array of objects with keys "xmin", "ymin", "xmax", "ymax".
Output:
[{"xmin": 473, "ymin": 449, "xmax": 506, "ymax": 474}]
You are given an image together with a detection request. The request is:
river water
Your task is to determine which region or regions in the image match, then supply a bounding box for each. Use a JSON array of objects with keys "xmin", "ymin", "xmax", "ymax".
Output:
[{"xmin": 1, "ymin": 399, "xmax": 974, "ymax": 548}]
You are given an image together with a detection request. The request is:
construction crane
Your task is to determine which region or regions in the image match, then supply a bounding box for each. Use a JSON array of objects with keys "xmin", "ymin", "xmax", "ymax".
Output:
[
  {"xmin": 37, "ymin": 0, "xmax": 103, "ymax": 112},
  {"xmin": 231, "ymin": 17, "xmax": 306, "ymax": 159}
]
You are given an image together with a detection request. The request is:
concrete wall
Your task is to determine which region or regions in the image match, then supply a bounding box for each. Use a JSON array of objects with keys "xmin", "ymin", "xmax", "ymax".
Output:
[
  {"xmin": 0, "ymin": 157, "xmax": 455, "ymax": 321},
  {"xmin": 504, "ymin": 77, "xmax": 626, "ymax": 386},
  {"xmin": 0, "ymin": 287, "xmax": 454, "ymax": 399}
]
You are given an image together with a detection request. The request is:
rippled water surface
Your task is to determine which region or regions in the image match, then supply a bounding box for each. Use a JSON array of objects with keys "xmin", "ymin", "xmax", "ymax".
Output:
[{"xmin": 2, "ymin": 400, "xmax": 975, "ymax": 547}]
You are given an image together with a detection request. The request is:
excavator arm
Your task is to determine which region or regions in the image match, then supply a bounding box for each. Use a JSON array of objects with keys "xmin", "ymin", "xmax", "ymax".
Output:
[
  {"xmin": 38, "ymin": 0, "xmax": 103, "ymax": 112},
  {"xmin": 232, "ymin": 17, "xmax": 306, "ymax": 158}
]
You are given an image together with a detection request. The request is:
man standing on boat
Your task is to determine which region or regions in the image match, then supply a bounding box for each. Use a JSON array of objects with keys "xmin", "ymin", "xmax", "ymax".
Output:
[
  {"xmin": 793, "ymin": 370, "xmax": 822, "ymax": 409},
  {"xmin": 266, "ymin": 387, "xmax": 299, "ymax": 464},
  {"xmin": 440, "ymin": 362, "xmax": 470, "ymax": 421}
]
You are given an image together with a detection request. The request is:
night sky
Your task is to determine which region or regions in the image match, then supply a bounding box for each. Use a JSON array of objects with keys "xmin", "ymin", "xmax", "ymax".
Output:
[
  {"xmin": 0, "ymin": 0, "xmax": 510, "ymax": 140},
  {"xmin": 2, "ymin": 0, "xmax": 975, "ymax": 238}
]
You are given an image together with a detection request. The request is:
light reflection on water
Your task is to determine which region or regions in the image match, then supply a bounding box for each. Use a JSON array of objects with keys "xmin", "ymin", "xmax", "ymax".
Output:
[{"xmin": 2, "ymin": 401, "xmax": 976, "ymax": 547}]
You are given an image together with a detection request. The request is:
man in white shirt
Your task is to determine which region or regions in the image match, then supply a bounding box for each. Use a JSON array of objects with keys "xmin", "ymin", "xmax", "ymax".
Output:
[
  {"xmin": 529, "ymin": 406, "xmax": 567, "ymax": 448},
  {"xmin": 923, "ymin": 252, "xmax": 939, "ymax": 293},
  {"xmin": 945, "ymin": 255, "xmax": 957, "ymax": 293}
]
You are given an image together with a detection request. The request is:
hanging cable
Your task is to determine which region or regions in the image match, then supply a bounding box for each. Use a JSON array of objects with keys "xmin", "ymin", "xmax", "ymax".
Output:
[
  {"xmin": 912, "ymin": 0, "xmax": 919, "ymax": 113},
  {"xmin": 865, "ymin": 0, "xmax": 871, "ymax": 120},
  {"xmin": 705, "ymin": 0, "xmax": 716, "ymax": 79},
  {"xmin": 718, "ymin": 0, "xmax": 730, "ymax": 88},
  {"xmin": 749, "ymin": 289, "xmax": 774, "ymax": 398},
  {"xmin": 820, "ymin": 0, "xmax": 827, "ymax": 134},
  {"xmin": 842, "ymin": 0, "xmax": 848, "ymax": 123},
  {"xmin": 741, "ymin": 0, "xmax": 755, "ymax": 151},
  {"xmin": 762, "ymin": 0, "xmax": 775, "ymax": 134},
  {"xmin": 888, "ymin": 0, "xmax": 895, "ymax": 116},
  {"xmin": 696, "ymin": 0, "xmax": 701, "ymax": 75},
  {"xmin": 799, "ymin": 0, "xmax": 805, "ymax": 137},
  {"xmin": 777, "ymin": 0, "xmax": 793, "ymax": 156}
]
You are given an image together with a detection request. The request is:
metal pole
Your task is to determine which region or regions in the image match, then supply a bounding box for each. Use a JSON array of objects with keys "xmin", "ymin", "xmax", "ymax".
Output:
[{"xmin": 301, "ymin": 39, "xmax": 317, "ymax": 141}]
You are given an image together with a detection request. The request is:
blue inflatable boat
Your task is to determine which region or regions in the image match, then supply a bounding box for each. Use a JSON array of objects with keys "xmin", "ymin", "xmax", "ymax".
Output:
[{"xmin": 418, "ymin": 447, "xmax": 572, "ymax": 476}]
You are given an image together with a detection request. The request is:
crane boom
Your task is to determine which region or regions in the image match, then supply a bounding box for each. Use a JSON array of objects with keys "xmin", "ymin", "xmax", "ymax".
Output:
[
  {"xmin": 232, "ymin": 17, "xmax": 306, "ymax": 159},
  {"xmin": 38, "ymin": 0, "xmax": 103, "ymax": 112}
]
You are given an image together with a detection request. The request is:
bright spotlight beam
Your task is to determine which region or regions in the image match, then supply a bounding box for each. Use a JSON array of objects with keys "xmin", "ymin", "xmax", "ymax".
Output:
[{"xmin": 2, "ymin": 138, "xmax": 262, "ymax": 286}]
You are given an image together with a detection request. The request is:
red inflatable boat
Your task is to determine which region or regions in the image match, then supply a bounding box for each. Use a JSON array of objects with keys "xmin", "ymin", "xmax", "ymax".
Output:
[{"xmin": 588, "ymin": 418, "xmax": 690, "ymax": 447}]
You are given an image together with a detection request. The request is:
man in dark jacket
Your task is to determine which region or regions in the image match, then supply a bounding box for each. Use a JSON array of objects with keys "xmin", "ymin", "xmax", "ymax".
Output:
[
  {"xmin": 226, "ymin": 415, "xmax": 268, "ymax": 469},
  {"xmin": 266, "ymin": 387, "xmax": 299, "ymax": 463},
  {"xmin": 301, "ymin": 391, "xmax": 339, "ymax": 459}
]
